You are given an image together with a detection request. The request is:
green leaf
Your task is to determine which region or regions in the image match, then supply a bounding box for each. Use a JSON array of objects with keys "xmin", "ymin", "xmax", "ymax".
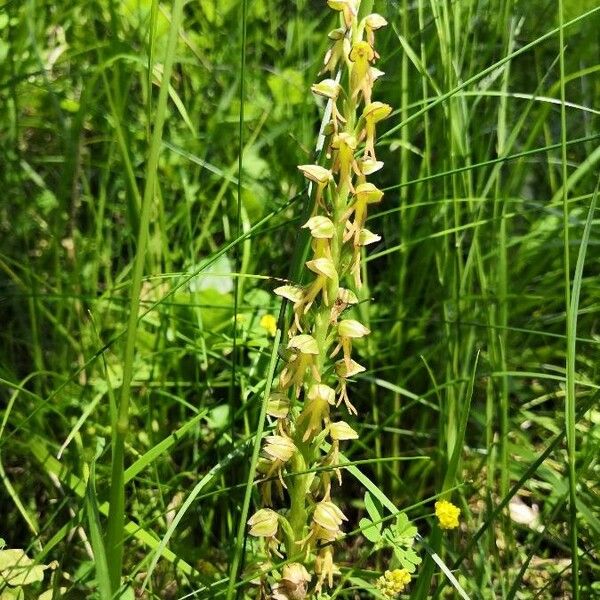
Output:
[
  {"xmin": 0, "ymin": 549, "xmax": 46, "ymax": 586},
  {"xmin": 392, "ymin": 512, "xmax": 418, "ymax": 543},
  {"xmin": 0, "ymin": 587, "xmax": 25, "ymax": 600},
  {"xmin": 359, "ymin": 517, "xmax": 382, "ymax": 543},
  {"xmin": 364, "ymin": 491, "xmax": 382, "ymax": 523},
  {"xmin": 85, "ymin": 463, "xmax": 113, "ymax": 600},
  {"xmin": 392, "ymin": 546, "xmax": 422, "ymax": 573}
]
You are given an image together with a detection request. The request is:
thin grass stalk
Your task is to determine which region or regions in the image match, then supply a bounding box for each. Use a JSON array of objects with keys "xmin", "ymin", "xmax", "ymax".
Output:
[
  {"xmin": 105, "ymin": 0, "xmax": 185, "ymax": 591},
  {"xmin": 381, "ymin": 5, "xmax": 600, "ymax": 141},
  {"xmin": 557, "ymin": 0, "xmax": 579, "ymax": 597},
  {"xmin": 229, "ymin": 0, "xmax": 248, "ymax": 447}
]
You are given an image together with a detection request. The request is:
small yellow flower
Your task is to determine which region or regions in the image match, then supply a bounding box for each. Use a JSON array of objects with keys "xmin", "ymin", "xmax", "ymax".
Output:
[
  {"xmin": 435, "ymin": 499, "xmax": 461, "ymax": 529},
  {"xmin": 362, "ymin": 102, "xmax": 393, "ymax": 161},
  {"xmin": 376, "ymin": 568, "xmax": 412, "ymax": 596},
  {"xmin": 260, "ymin": 314, "xmax": 278, "ymax": 336},
  {"xmin": 315, "ymin": 545, "xmax": 340, "ymax": 591}
]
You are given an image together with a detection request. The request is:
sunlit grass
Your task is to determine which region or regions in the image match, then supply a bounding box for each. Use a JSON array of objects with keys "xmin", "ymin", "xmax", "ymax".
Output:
[{"xmin": 0, "ymin": 1, "xmax": 598, "ymax": 598}]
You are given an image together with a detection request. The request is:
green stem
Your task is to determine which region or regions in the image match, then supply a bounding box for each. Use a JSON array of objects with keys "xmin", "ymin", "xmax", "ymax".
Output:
[
  {"xmin": 288, "ymin": 449, "xmax": 309, "ymax": 550},
  {"xmin": 104, "ymin": 0, "xmax": 185, "ymax": 592},
  {"xmin": 558, "ymin": 0, "xmax": 578, "ymax": 596}
]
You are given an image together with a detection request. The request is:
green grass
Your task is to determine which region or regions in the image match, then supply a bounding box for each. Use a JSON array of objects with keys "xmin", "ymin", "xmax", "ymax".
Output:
[{"xmin": 0, "ymin": 0, "xmax": 599, "ymax": 598}]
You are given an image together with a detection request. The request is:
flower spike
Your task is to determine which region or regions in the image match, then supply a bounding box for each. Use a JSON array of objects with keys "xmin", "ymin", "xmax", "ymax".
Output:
[{"xmin": 251, "ymin": 2, "xmax": 394, "ymax": 593}]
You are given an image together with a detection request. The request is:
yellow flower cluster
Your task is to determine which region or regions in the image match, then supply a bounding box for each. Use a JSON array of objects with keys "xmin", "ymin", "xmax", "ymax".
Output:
[
  {"xmin": 248, "ymin": 1, "xmax": 393, "ymax": 596},
  {"xmin": 435, "ymin": 500, "xmax": 461, "ymax": 530},
  {"xmin": 376, "ymin": 569, "xmax": 412, "ymax": 597}
]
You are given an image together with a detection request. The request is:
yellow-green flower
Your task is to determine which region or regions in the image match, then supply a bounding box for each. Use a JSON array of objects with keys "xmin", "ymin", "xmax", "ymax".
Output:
[
  {"xmin": 272, "ymin": 563, "xmax": 312, "ymax": 600},
  {"xmin": 435, "ymin": 499, "xmax": 461, "ymax": 529},
  {"xmin": 260, "ymin": 314, "xmax": 277, "ymax": 336},
  {"xmin": 376, "ymin": 568, "xmax": 412, "ymax": 596},
  {"xmin": 248, "ymin": 508, "xmax": 279, "ymax": 538},
  {"xmin": 313, "ymin": 500, "xmax": 348, "ymax": 536}
]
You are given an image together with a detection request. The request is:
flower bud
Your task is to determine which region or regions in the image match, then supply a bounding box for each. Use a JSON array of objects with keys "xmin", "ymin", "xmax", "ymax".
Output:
[
  {"xmin": 336, "ymin": 287, "xmax": 358, "ymax": 305},
  {"xmin": 335, "ymin": 358, "xmax": 366, "ymax": 378},
  {"xmin": 288, "ymin": 334, "xmax": 319, "ymax": 355},
  {"xmin": 364, "ymin": 13, "xmax": 388, "ymax": 30},
  {"xmin": 329, "ymin": 420, "xmax": 359, "ymax": 440},
  {"xmin": 274, "ymin": 285, "xmax": 304, "ymax": 303},
  {"xmin": 264, "ymin": 435, "xmax": 297, "ymax": 462},
  {"xmin": 328, "ymin": 27, "xmax": 345, "ymax": 40},
  {"xmin": 306, "ymin": 257, "xmax": 338, "ymax": 279},
  {"xmin": 338, "ymin": 319, "xmax": 370, "ymax": 338},
  {"xmin": 370, "ymin": 67, "xmax": 385, "ymax": 82},
  {"xmin": 362, "ymin": 101, "xmax": 393, "ymax": 123},
  {"xmin": 311, "ymin": 79, "xmax": 341, "ymax": 100},
  {"xmin": 359, "ymin": 158, "xmax": 384, "ymax": 175},
  {"xmin": 282, "ymin": 563, "xmax": 311, "ymax": 585},
  {"xmin": 355, "ymin": 182, "xmax": 384, "ymax": 204},
  {"xmin": 358, "ymin": 228, "xmax": 382, "ymax": 246},
  {"xmin": 327, "ymin": 0, "xmax": 358, "ymax": 28},
  {"xmin": 248, "ymin": 508, "xmax": 279, "ymax": 537},
  {"xmin": 308, "ymin": 383, "xmax": 336, "ymax": 405},
  {"xmin": 273, "ymin": 563, "xmax": 312, "ymax": 600},
  {"xmin": 267, "ymin": 392, "xmax": 290, "ymax": 418},
  {"xmin": 313, "ymin": 500, "xmax": 348, "ymax": 533},
  {"xmin": 303, "ymin": 216, "xmax": 335, "ymax": 239},
  {"xmin": 297, "ymin": 164, "xmax": 333, "ymax": 185},
  {"xmin": 331, "ymin": 132, "xmax": 357, "ymax": 151}
]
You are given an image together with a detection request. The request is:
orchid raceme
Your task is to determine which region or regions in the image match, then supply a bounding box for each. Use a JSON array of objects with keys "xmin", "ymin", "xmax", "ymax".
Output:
[{"xmin": 249, "ymin": 2, "xmax": 394, "ymax": 596}]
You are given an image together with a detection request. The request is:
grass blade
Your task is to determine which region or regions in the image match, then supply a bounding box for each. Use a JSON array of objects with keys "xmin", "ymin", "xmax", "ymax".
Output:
[
  {"xmin": 85, "ymin": 461, "xmax": 112, "ymax": 600},
  {"xmin": 105, "ymin": 0, "xmax": 186, "ymax": 590}
]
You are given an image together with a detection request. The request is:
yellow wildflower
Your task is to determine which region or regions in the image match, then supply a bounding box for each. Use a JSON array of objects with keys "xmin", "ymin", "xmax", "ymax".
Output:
[
  {"xmin": 376, "ymin": 568, "xmax": 412, "ymax": 596},
  {"xmin": 435, "ymin": 499, "xmax": 461, "ymax": 529},
  {"xmin": 260, "ymin": 314, "xmax": 278, "ymax": 336}
]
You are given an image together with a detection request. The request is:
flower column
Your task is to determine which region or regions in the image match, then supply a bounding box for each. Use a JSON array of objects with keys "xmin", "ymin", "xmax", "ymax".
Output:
[{"xmin": 248, "ymin": 2, "xmax": 393, "ymax": 596}]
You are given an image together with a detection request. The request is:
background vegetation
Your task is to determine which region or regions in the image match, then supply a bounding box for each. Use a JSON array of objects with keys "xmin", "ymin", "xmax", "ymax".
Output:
[{"xmin": 0, "ymin": 0, "xmax": 598, "ymax": 598}]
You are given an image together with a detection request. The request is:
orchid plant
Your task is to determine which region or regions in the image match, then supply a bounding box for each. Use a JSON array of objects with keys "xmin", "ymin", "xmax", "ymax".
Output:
[{"xmin": 247, "ymin": 2, "xmax": 397, "ymax": 597}]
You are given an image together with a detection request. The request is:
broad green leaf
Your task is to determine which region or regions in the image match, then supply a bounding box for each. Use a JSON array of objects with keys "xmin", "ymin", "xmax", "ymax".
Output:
[
  {"xmin": 0, "ymin": 549, "xmax": 46, "ymax": 586},
  {"xmin": 0, "ymin": 587, "xmax": 25, "ymax": 600}
]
